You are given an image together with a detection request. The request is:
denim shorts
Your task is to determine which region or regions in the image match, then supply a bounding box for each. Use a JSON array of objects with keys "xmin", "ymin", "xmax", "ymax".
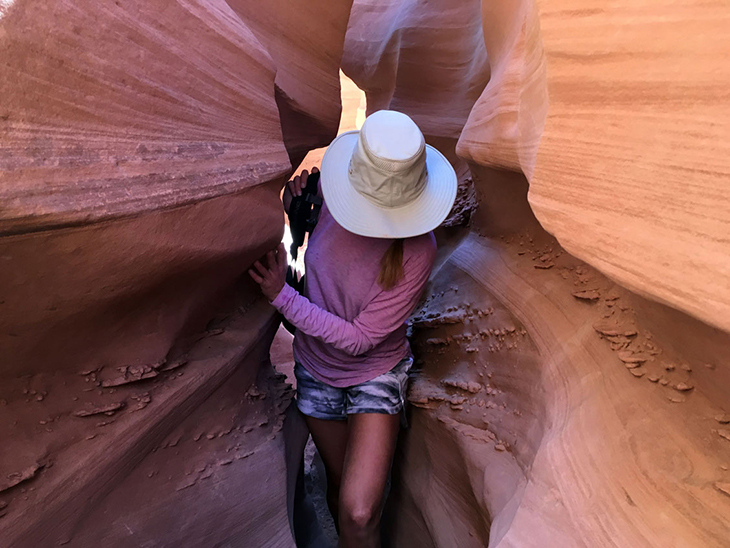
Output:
[{"xmin": 294, "ymin": 357, "xmax": 413, "ymax": 421}]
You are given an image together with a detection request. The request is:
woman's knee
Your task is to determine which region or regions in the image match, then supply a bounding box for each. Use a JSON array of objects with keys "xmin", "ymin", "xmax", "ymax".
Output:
[{"xmin": 339, "ymin": 498, "xmax": 380, "ymax": 532}]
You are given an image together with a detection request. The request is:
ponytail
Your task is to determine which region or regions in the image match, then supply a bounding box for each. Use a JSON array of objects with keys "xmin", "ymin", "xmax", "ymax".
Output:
[{"xmin": 378, "ymin": 239, "xmax": 404, "ymax": 290}]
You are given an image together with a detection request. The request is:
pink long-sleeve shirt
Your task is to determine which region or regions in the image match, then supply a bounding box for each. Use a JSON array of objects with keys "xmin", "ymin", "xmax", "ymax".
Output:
[{"xmin": 270, "ymin": 203, "xmax": 436, "ymax": 387}]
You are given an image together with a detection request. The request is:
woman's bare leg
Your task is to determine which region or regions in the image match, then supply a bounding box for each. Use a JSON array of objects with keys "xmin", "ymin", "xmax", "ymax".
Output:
[
  {"xmin": 338, "ymin": 413, "xmax": 401, "ymax": 548},
  {"xmin": 303, "ymin": 414, "xmax": 349, "ymax": 526}
]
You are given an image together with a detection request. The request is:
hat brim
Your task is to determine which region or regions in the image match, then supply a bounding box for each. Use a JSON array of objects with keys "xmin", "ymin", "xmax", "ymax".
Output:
[{"xmin": 320, "ymin": 131, "xmax": 458, "ymax": 239}]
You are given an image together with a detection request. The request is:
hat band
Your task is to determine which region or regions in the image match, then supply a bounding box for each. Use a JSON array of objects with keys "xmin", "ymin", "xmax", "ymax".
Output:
[{"xmin": 347, "ymin": 135, "xmax": 428, "ymax": 209}]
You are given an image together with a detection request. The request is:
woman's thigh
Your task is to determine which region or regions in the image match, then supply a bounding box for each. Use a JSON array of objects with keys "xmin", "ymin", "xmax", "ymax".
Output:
[
  {"xmin": 295, "ymin": 363, "xmax": 350, "ymax": 485},
  {"xmin": 339, "ymin": 413, "xmax": 401, "ymax": 513},
  {"xmin": 304, "ymin": 414, "xmax": 349, "ymax": 488}
]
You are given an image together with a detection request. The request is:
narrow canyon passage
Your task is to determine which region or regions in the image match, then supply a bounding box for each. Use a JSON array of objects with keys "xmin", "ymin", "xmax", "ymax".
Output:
[{"xmin": 1, "ymin": 1, "xmax": 729, "ymax": 547}]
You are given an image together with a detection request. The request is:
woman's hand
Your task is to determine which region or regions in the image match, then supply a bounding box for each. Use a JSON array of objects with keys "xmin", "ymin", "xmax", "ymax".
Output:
[
  {"xmin": 249, "ymin": 243, "xmax": 288, "ymax": 301},
  {"xmin": 283, "ymin": 166, "xmax": 319, "ymax": 214}
]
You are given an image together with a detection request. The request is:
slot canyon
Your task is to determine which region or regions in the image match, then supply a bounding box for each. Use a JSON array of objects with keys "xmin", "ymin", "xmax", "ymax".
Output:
[{"xmin": 1, "ymin": 0, "xmax": 729, "ymax": 546}]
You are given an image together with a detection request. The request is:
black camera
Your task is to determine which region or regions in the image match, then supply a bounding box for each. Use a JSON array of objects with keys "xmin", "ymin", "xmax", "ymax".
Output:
[
  {"xmin": 283, "ymin": 170, "xmax": 322, "ymax": 334},
  {"xmin": 287, "ymin": 170, "xmax": 322, "ymax": 265}
]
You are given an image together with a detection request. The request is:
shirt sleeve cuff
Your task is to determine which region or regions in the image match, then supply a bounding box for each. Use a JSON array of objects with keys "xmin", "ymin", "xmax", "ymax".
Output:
[{"xmin": 269, "ymin": 283, "xmax": 296, "ymax": 310}]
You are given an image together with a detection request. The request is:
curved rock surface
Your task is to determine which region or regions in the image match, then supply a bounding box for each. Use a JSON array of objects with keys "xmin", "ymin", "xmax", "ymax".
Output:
[
  {"xmin": 0, "ymin": 0, "xmax": 351, "ymax": 377},
  {"xmin": 2, "ymin": 0, "xmax": 730, "ymax": 546},
  {"xmin": 342, "ymin": 0, "xmax": 489, "ymax": 140},
  {"xmin": 455, "ymin": 0, "xmax": 730, "ymax": 333},
  {"xmin": 528, "ymin": 0, "xmax": 730, "ymax": 333},
  {"xmin": 391, "ymin": 231, "xmax": 730, "ymax": 547},
  {"xmin": 0, "ymin": 0, "xmax": 347, "ymax": 545},
  {"xmin": 343, "ymin": 0, "xmax": 730, "ymax": 546},
  {"xmin": 226, "ymin": 0, "xmax": 353, "ymax": 164},
  {"xmin": 0, "ymin": 0, "xmax": 289, "ymax": 233}
]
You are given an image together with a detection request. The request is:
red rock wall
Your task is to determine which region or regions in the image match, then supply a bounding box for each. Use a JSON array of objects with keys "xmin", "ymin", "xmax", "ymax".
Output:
[
  {"xmin": 529, "ymin": 0, "xmax": 730, "ymax": 334},
  {"xmin": 0, "ymin": 0, "xmax": 350, "ymax": 545},
  {"xmin": 0, "ymin": 0, "xmax": 353, "ymax": 377},
  {"xmin": 454, "ymin": 0, "xmax": 730, "ymax": 333},
  {"xmin": 343, "ymin": 1, "xmax": 730, "ymax": 546},
  {"xmin": 2, "ymin": 0, "xmax": 729, "ymax": 546}
]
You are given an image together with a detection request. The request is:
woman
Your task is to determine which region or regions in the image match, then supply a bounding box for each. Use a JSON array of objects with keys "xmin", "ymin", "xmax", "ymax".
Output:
[{"xmin": 250, "ymin": 110, "xmax": 457, "ymax": 547}]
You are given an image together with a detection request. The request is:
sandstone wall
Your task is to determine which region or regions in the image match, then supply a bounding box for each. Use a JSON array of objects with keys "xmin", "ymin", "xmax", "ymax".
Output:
[
  {"xmin": 455, "ymin": 0, "xmax": 730, "ymax": 333},
  {"xmin": 2, "ymin": 0, "xmax": 730, "ymax": 546},
  {"xmin": 0, "ymin": 0, "xmax": 350, "ymax": 544},
  {"xmin": 343, "ymin": 1, "xmax": 730, "ymax": 546},
  {"xmin": 529, "ymin": 0, "xmax": 730, "ymax": 333}
]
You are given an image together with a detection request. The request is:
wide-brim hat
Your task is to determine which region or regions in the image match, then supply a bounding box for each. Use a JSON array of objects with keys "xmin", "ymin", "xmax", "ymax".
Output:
[{"xmin": 320, "ymin": 110, "xmax": 457, "ymax": 239}]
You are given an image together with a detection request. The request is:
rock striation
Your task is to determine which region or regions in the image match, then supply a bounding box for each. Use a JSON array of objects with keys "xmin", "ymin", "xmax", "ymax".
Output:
[
  {"xmin": 529, "ymin": 0, "xmax": 730, "ymax": 334},
  {"xmin": 0, "ymin": 0, "xmax": 348, "ymax": 545},
  {"xmin": 388, "ymin": 230, "xmax": 730, "ymax": 547},
  {"xmin": 344, "ymin": 0, "xmax": 730, "ymax": 546},
  {"xmin": 1, "ymin": 0, "xmax": 729, "ymax": 546}
]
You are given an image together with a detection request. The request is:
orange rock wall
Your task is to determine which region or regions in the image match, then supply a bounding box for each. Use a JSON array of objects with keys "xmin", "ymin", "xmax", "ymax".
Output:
[
  {"xmin": 0, "ymin": 0, "xmax": 351, "ymax": 377},
  {"xmin": 343, "ymin": 1, "xmax": 730, "ymax": 546},
  {"xmin": 2, "ymin": 0, "xmax": 730, "ymax": 546},
  {"xmin": 529, "ymin": 0, "xmax": 730, "ymax": 333},
  {"xmin": 0, "ymin": 0, "xmax": 349, "ymax": 545},
  {"xmin": 454, "ymin": 0, "xmax": 730, "ymax": 333}
]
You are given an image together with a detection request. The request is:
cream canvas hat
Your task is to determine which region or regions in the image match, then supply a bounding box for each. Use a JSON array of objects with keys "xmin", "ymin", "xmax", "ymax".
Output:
[{"xmin": 320, "ymin": 110, "xmax": 457, "ymax": 239}]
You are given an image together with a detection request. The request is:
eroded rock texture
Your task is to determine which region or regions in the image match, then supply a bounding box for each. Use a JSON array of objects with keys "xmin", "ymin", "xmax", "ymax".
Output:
[
  {"xmin": 394, "ymin": 232, "xmax": 730, "ymax": 547},
  {"xmin": 529, "ymin": 1, "xmax": 730, "ymax": 334},
  {"xmin": 2, "ymin": 0, "xmax": 730, "ymax": 546},
  {"xmin": 0, "ymin": 0, "xmax": 350, "ymax": 545},
  {"xmin": 343, "ymin": 0, "xmax": 730, "ymax": 546}
]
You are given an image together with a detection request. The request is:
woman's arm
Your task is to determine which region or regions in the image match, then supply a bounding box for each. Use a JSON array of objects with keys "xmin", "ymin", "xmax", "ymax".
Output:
[
  {"xmin": 249, "ymin": 242, "xmax": 435, "ymax": 356},
  {"xmin": 272, "ymin": 252, "xmax": 432, "ymax": 355}
]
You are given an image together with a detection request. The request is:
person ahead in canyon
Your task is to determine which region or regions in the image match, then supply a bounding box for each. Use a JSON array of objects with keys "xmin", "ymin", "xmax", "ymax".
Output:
[{"xmin": 250, "ymin": 110, "xmax": 457, "ymax": 547}]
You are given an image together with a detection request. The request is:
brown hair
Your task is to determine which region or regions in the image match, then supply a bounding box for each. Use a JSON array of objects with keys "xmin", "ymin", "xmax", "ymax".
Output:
[{"xmin": 378, "ymin": 239, "xmax": 404, "ymax": 290}]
